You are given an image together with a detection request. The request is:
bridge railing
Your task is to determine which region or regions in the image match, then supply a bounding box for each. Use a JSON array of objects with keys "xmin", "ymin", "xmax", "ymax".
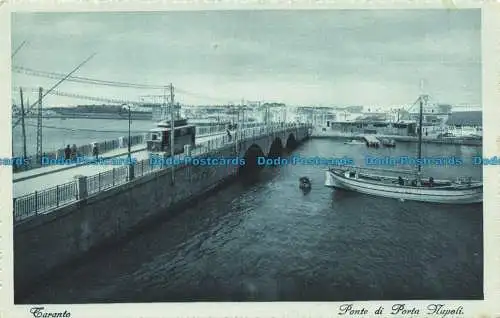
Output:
[
  {"xmin": 13, "ymin": 123, "xmax": 310, "ymax": 224},
  {"xmin": 13, "ymin": 180, "xmax": 78, "ymax": 222},
  {"xmin": 86, "ymin": 166, "xmax": 131, "ymax": 196},
  {"xmin": 13, "ymin": 124, "xmax": 240, "ymax": 173},
  {"xmin": 13, "ymin": 134, "xmax": 148, "ymax": 173}
]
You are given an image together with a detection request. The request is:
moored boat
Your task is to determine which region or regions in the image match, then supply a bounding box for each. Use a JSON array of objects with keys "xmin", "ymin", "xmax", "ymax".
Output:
[
  {"xmin": 299, "ymin": 176, "xmax": 312, "ymax": 189},
  {"xmin": 363, "ymin": 135, "xmax": 380, "ymax": 148},
  {"xmin": 324, "ymin": 94, "xmax": 482, "ymax": 204},
  {"xmin": 324, "ymin": 166, "xmax": 482, "ymax": 204}
]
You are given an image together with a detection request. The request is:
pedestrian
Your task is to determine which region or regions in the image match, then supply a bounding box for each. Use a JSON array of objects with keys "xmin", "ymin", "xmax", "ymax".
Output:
[
  {"xmin": 64, "ymin": 145, "xmax": 71, "ymax": 160},
  {"xmin": 71, "ymin": 144, "xmax": 77, "ymax": 160},
  {"xmin": 92, "ymin": 144, "xmax": 99, "ymax": 160}
]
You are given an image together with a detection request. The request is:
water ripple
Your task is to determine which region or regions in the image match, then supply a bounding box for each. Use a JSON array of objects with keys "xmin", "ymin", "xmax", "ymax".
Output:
[{"xmin": 21, "ymin": 139, "xmax": 483, "ymax": 303}]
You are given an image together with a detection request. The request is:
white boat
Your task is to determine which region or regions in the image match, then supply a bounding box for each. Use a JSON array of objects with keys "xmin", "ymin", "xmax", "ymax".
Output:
[
  {"xmin": 325, "ymin": 167, "xmax": 482, "ymax": 204},
  {"xmin": 324, "ymin": 95, "xmax": 483, "ymax": 204},
  {"xmin": 344, "ymin": 139, "xmax": 365, "ymax": 145},
  {"xmin": 381, "ymin": 138, "xmax": 396, "ymax": 147}
]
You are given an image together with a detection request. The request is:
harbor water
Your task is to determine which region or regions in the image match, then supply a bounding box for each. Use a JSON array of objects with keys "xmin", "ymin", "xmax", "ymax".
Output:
[{"xmin": 19, "ymin": 138, "xmax": 483, "ymax": 303}]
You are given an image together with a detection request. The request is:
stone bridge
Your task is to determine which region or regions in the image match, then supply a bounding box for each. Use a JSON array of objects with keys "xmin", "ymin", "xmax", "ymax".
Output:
[
  {"xmin": 14, "ymin": 123, "xmax": 311, "ymax": 297},
  {"xmin": 236, "ymin": 124, "xmax": 310, "ymax": 173}
]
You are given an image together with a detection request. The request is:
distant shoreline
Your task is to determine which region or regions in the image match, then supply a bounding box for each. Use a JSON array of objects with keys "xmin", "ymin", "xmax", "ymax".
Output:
[
  {"xmin": 311, "ymin": 132, "xmax": 483, "ymax": 146},
  {"xmin": 12, "ymin": 113, "xmax": 153, "ymax": 121}
]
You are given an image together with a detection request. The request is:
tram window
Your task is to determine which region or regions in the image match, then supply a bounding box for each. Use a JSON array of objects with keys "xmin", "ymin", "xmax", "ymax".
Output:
[
  {"xmin": 175, "ymin": 129, "xmax": 181, "ymax": 137},
  {"xmin": 151, "ymin": 133, "xmax": 158, "ymax": 141}
]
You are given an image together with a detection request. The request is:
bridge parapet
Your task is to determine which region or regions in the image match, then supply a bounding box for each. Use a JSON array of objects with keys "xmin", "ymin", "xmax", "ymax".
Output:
[{"xmin": 13, "ymin": 122, "xmax": 311, "ymax": 294}]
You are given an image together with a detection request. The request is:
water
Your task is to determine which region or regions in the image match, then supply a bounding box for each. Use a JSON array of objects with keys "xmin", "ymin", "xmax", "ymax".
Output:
[{"xmin": 19, "ymin": 138, "xmax": 483, "ymax": 303}]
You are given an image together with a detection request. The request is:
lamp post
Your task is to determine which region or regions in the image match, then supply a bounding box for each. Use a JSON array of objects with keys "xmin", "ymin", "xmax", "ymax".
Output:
[
  {"xmin": 128, "ymin": 104, "xmax": 131, "ymax": 160},
  {"xmin": 126, "ymin": 103, "xmax": 134, "ymax": 180}
]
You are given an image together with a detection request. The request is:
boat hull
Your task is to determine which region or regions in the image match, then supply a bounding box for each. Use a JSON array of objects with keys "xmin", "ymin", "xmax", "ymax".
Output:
[{"xmin": 325, "ymin": 170, "xmax": 482, "ymax": 204}]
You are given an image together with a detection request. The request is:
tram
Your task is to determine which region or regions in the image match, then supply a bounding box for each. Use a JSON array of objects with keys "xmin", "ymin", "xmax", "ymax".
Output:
[{"xmin": 146, "ymin": 119, "xmax": 196, "ymax": 154}]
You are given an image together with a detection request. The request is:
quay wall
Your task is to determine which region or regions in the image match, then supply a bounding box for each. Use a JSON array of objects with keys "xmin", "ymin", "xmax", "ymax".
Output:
[
  {"xmin": 14, "ymin": 126, "xmax": 309, "ymax": 297},
  {"xmin": 13, "ymin": 124, "xmax": 232, "ymax": 173}
]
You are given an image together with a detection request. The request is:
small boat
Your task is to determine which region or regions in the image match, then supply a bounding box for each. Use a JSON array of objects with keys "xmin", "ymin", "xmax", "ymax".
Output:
[
  {"xmin": 325, "ymin": 167, "xmax": 482, "ymax": 204},
  {"xmin": 344, "ymin": 139, "xmax": 365, "ymax": 145},
  {"xmin": 299, "ymin": 177, "xmax": 312, "ymax": 189},
  {"xmin": 381, "ymin": 138, "xmax": 396, "ymax": 147},
  {"xmin": 324, "ymin": 94, "xmax": 482, "ymax": 204}
]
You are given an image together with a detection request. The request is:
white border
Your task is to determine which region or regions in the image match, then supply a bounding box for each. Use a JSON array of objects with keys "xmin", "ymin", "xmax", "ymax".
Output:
[{"xmin": 1, "ymin": 2, "xmax": 500, "ymax": 318}]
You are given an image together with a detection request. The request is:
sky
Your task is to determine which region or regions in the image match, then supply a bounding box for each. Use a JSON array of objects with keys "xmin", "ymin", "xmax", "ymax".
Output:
[{"xmin": 11, "ymin": 10, "xmax": 481, "ymax": 108}]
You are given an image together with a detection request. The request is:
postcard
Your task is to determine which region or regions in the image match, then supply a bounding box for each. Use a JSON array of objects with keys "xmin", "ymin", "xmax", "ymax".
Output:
[{"xmin": 1, "ymin": 2, "xmax": 499, "ymax": 318}]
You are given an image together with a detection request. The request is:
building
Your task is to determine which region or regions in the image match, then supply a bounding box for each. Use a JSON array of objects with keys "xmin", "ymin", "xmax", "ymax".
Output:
[
  {"xmin": 329, "ymin": 106, "xmax": 363, "ymax": 120},
  {"xmin": 260, "ymin": 103, "xmax": 287, "ymax": 123},
  {"xmin": 294, "ymin": 106, "xmax": 344, "ymax": 126},
  {"xmin": 407, "ymin": 103, "xmax": 452, "ymax": 125}
]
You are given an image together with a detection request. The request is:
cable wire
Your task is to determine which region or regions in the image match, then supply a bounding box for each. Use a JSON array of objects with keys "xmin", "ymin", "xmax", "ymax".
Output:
[{"xmin": 17, "ymin": 123, "xmax": 150, "ymax": 133}]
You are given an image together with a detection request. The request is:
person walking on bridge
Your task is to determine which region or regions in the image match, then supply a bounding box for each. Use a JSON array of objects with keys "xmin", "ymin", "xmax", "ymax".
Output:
[
  {"xmin": 92, "ymin": 143, "xmax": 99, "ymax": 160},
  {"xmin": 64, "ymin": 145, "xmax": 71, "ymax": 160},
  {"xmin": 71, "ymin": 144, "xmax": 77, "ymax": 160}
]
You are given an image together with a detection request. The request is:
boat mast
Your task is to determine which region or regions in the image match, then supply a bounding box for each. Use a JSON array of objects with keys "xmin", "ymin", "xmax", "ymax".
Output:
[{"xmin": 417, "ymin": 95, "xmax": 423, "ymax": 173}]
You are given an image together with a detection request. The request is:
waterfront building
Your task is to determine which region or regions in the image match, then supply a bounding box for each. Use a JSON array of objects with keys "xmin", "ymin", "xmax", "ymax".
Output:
[
  {"xmin": 328, "ymin": 120, "xmax": 417, "ymax": 136},
  {"xmin": 407, "ymin": 103, "xmax": 452, "ymax": 125}
]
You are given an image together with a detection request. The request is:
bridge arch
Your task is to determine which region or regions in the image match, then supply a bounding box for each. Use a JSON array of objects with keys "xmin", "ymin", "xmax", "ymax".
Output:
[
  {"xmin": 285, "ymin": 133, "xmax": 298, "ymax": 150},
  {"xmin": 267, "ymin": 137, "xmax": 284, "ymax": 159},
  {"xmin": 239, "ymin": 143, "xmax": 265, "ymax": 175}
]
